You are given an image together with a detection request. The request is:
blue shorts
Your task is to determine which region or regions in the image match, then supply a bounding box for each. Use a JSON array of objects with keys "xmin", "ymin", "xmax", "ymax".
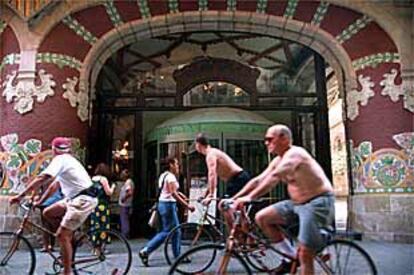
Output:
[
  {"xmin": 273, "ymin": 192, "xmax": 335, "ymax": 252},
  {"xmin": 41, "ymin": 189, "xmax": 63, "ymax": 208}
]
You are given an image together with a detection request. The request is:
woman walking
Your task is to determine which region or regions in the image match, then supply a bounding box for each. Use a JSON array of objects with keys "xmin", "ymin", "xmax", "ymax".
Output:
[
  {"xmin": 139, "ymin": 157, "xmax": 194, "ymax": 266},
  {"xmin": 90, "ymin": 162, "xmax": 115, "ymax": 247}
]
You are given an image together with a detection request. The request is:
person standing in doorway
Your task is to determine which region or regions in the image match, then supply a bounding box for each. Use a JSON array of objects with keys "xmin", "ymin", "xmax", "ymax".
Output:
[{"xmin": 118, "ymin": 169, "xmax": 134, "ymax": 239}]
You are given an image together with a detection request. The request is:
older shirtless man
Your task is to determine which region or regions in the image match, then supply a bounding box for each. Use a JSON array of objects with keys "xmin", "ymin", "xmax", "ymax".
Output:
[
  {"xmin": 193, "ymin": 133, "xmax": 250, "ymax": 205},
  {"xmin": 232, "ymin": 124, "xmax": 335, "ymax": 275}
]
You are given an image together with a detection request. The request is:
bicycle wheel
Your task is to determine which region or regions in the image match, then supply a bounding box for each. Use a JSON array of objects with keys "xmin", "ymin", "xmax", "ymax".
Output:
[
  {"xmin": 243, "ymin": 242, "xmax": 284, "ymax": 272},
  {"xmin": 169, "ymin": 243, "xmax": 252, "ymax": 275},
  {"xmin": 72, "ymin": 229, "xmax": 132, "ymax": 275},
  {"xmin": 0, "ymin": 232, "xmax": 36, "ymax": 275},
  {"xmin": 164, "ymin": 222, "xmax": 215, "ymax": 265},
  {"xmin": 314, "ymin": 239, "xmax": 377, "ymax": 275}
]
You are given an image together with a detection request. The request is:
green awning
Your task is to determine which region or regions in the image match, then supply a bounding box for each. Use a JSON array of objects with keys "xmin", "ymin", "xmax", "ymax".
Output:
[{"xmin": 147, "ymin": 108, "xmax": 272, "ymax": 142}]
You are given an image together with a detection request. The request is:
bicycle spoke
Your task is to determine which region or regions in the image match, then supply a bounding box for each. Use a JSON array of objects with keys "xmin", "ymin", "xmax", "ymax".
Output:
[
  {"xmin": 73, "ymin": 230, "xmax": 131, "ymax": 275},
  {"xmin": 0, "ymin": 232, "xmax": 35, "ymax": 275},
  {"xmin": 315, "ymin": 240, "xmax": 377, "ymax": 275},
  {"xmin": 170, "ymin": 243, "xmax": 252, "ymax": 274}
]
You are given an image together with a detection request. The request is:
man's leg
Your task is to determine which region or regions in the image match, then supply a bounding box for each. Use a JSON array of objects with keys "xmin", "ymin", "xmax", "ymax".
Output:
[
  {"xmin": 255, "ymin": 206, "xmax": 285, "ymax": 242},
  {"xmin": 40, "ymin": 214, "xmax": 52, "ymax": 250},
  {"xmin": 297, "ymin": 244, "xmax": 315, "ymax": 275},
  {"xmin": 255, "ymin": 204, "xmax": 297, "ymax": 274},
  {"xmin": 42, "ymin": 202, "xmax": 66, "ymax": 234},
  {"xmin": 56, "ymin": 226, "xmax": 74, "ymax": 275}
]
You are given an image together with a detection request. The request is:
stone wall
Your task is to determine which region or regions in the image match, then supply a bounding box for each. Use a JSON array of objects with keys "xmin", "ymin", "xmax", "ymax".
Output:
[
  {"xmin": 0, "ymin": 195, "xmax": 42, "ymax": 246},
  {"xmin": 350, "ymin": 194, "xmax": 414, "ymax": 243}
]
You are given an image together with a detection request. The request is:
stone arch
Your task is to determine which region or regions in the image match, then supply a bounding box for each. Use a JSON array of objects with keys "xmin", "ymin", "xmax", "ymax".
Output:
[
  {"xmin": 80, "ymin": 11, "xmax": 355, "ymax": 105},
  {"xmin": 172, "ymin": 57, "xmax": 261, "ymax": 105}
]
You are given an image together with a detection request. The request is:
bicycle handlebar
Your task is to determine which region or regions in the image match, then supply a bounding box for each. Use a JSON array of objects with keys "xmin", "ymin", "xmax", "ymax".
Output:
[
  {"xmin": 18, "ymin": 193, "xmax": 36, "ymax": 211},
  {"xmin": 221, "ymin": 197, "xmax": 274, "ymax": 211}
]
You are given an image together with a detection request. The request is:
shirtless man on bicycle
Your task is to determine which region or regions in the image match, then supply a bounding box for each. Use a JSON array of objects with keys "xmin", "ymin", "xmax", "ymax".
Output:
[
  {"xmin": 9, "ymin": 137, "xmax": 98, "ymax": 275},
  {"xmin": 231, "ymin": 124, "xmax": 335, "ymax": 275},
  {"xmin": 193, "ymin": 133, "xmax": 250, "ymax": 206}
]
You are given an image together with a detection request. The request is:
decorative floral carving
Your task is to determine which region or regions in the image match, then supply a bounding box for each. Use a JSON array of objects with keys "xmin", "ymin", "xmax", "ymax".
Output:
[
  {"xmin": 380, "ymin": 69, "xmax": 404, "ymax": 102},
  {"xmin": 346, "ymin": 74, "xmax": 375, "ymax": 120},
  {"xmin": 2, "ymin": 70, "xmax": 56, "ymax": 114},
  {"xmin": 62, "ymin": 76, "xmax": 89, "ymax": 122},
  {"xmin": 380, "ymin": 69, "xmax": 414, "ymax": 113}
]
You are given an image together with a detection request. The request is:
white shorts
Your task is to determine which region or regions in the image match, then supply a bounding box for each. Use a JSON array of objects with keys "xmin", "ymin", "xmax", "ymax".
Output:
[{"xmin": 56, "ymin": 195, "xmax": 98, "ymax": 231}]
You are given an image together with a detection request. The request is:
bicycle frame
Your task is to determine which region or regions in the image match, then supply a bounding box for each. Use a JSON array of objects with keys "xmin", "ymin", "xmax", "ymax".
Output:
[
  {"xmin": 214, "ymin": 209, "xmax": 298, "ymax": 274},
  {"xmin": 218, "ymin": 206, "xmax": 338, "ymax": 275},
  {"xmin": 4, "ymin": 197, "xmax": 106, "ymax": 272}
]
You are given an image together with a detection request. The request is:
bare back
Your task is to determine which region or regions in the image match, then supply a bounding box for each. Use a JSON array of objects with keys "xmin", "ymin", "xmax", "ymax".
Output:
[
  {"xmin": 273, "ymin": 146, "xmax": 333, "ymax": 204},
  {"xmin": 206, "ymin": 148, "xmax": 243, "ymax": 182}
]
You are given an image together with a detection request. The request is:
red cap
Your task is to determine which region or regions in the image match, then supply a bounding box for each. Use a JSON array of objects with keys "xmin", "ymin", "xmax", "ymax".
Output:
[{"xmin": 51, "ymin": 137, "xmax": 71, "ymax": 154}]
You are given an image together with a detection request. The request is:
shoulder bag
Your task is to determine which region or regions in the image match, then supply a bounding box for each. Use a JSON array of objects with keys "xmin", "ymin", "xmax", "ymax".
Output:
[{"xmin": 148, "ymin": 173, "xmax": 168, "ymax": 229}]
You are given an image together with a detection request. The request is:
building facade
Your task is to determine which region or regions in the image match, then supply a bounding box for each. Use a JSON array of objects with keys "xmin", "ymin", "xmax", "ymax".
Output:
[{"xmin": 0, "ymin": 0, "xmax": 413, "ymax": 242}]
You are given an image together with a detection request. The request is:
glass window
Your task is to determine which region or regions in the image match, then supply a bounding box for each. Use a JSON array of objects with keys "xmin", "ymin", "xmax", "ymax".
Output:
[{"xmin": 183, "ymin": 82, "xmax": 250, "ymax": 106}]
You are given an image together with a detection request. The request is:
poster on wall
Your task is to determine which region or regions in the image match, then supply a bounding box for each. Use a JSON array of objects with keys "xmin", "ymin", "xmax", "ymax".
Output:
[{"xmin": 187, "ymin": 177, "xmax": 217, "ymax": 224}]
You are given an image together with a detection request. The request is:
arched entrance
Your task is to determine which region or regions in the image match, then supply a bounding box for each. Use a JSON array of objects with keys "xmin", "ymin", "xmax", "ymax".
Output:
[
  {"xmin": 88, "ymin": 28, "xmax": 333, "ymax": 237},
  {"xmin": 1, "ymin": 1, "xmax": 412, "ymax": 242}
]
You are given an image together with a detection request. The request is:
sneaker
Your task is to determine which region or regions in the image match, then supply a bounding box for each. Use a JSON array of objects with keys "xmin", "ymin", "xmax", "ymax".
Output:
[
  {"xmin": 139, "ymin": 249, "xmax": 149, "ymax": 267},
  {"xmin": 271, "ymin": 260, "xmax": 296, "ymax": 274}
]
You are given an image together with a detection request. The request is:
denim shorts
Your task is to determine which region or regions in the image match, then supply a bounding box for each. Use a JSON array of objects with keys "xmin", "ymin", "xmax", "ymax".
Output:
[{"xmin": 273, "ymin": 192, "xmax": 335, "ymax": 252}]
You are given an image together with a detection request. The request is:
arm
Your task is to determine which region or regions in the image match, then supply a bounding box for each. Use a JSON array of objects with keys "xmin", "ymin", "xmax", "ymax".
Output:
[
  {"xmin": 235, "ymin": 157, "xmax": 282, "ymax": 202},
  {"xmin": 101, "ymin": 177, "xmax": 115, "ymax": 196},
  {"xmin": 122, "ymin": 180, "xmax": 134, "ymax": 202},
  {"xmin": 272, "ymin": 149, "xmax": 300, "ymax": 178},
  {"xmin": 35, "ymin": 181, "xmax": 60, "ymax": 206},
  {"xmin": 232, "ymin": 163, "xmax": 275, "ymax": 199},
  {"xmin": 167, "ymin": 181, "xmax": 195, "ymax": 211},
  {"xmin": 206, "ymin": 154, "xmax": 218, "ymax": 198},
  {"xmin": 10, "ymin": 174, "xmax": 54, "ymax": 203}
]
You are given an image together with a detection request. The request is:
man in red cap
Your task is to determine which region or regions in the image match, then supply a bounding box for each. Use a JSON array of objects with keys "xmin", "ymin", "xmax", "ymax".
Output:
[{"xmin": 10, "ymin": 136, "xmax": 98, "ymax": 275}]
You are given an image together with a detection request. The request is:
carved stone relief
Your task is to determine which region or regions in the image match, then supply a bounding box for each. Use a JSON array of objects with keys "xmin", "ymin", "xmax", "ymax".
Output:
[
  {"xmin": 380, "ymin": 69, "xmax": 414, "ymax": 113},
  {"xmin": 62, "ymin": 76, "xmax": 89, "ymax": 122},
  {"xmin": 1, "ymin": 69, "xmax": 56, "ymax": 114},
  {"xmin": 346, "ymin": 74, "xmax": 375, "ymax": 120}
]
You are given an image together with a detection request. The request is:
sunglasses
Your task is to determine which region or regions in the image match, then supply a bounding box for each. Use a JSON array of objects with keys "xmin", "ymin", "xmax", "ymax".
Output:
[{"xmin": 264, "ymin": 136, "xmax": 275, "ymax": 143}]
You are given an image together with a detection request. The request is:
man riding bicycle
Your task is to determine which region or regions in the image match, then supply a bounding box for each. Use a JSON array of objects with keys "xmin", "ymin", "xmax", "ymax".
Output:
[
  {"xmin": 230, "ymin": 124, "xmax": 335, "ymax": 275},
  {"xmin": 9, "ymin": 137, "xmax": 98, "ymax": 275}
]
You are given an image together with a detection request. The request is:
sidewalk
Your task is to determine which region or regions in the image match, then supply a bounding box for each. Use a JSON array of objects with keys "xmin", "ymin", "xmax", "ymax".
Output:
[{"xmin": 28, "ymin": 239, "xmax": 414, "ymax": 274}]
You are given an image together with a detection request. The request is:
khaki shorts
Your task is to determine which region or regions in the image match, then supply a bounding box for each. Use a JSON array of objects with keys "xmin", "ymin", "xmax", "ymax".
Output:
[{"xmin": 56, "ymin": 195, "xmax": 98, "ymax": 231}]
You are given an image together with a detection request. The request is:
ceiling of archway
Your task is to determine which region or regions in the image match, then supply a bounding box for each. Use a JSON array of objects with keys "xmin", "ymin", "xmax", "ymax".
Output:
[{"xmin": 97, "ymin": 31, "xmax": 317, "ymax": 97}]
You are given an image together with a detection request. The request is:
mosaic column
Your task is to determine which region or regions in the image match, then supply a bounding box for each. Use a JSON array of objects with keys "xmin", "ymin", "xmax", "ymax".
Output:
[{"xmin": 345, "ymin": 57, "xmax": 413, "ymax": 242}]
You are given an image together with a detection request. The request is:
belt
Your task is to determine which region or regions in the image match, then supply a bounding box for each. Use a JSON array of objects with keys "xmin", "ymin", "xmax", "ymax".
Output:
[{"xmin": 72, "ymin": 186, "xmax": 98, "ymax": 199}]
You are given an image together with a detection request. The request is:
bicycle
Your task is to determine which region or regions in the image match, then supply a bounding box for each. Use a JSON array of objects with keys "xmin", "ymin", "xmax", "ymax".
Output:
[
  {"xmin": 169, "ymin": 199, "xmax": 377, "ymax": 275},
  {"xmin": 0, "ymin": 194, "xmax": 132, "ymax": 275},
  {"xmin": 164, "ymin": 198, "xmax": 284, "ymax": 273}
]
